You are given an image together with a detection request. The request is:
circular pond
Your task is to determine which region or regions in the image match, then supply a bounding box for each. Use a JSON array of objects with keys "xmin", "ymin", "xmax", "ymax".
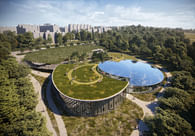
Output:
[{"xmin": 98, "ymin": 60, "xmax": 164, "ymax": 86}]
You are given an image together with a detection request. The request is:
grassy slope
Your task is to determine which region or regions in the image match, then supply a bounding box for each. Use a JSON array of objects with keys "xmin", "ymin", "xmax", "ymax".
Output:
[
  {"xmin": 185, "ymin": 32, "xmax": 195, "ymax": 43},
  {"xmin": 53, "ymin": 64, "xmax": 128, "ymax": 100},
  {"xmin": 24, "ymin": 45, "xmax": 103, "ymax": 64},
  {"xmin": 108, "ymin": 52, "xmax": 138, "ymax": 61},
  {"xmin": 62, "ymin": 99, "xmax": 143, "ymax": 136},
  {"xmin": 72, "ymin": 65, "xmax": 99, "ymax": 82}
]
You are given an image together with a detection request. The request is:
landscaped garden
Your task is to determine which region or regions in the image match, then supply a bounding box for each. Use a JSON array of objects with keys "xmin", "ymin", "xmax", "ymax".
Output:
[
  {"xmin": 53, "ymin": 64, "xmax": 128, "ymax": 100},
  {"xmin": 24, "ymin": 45, "xmax": 104, "ymax": 64}
]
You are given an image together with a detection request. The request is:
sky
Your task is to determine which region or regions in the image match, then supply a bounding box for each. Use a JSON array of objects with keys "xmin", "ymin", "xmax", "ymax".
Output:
[{"xmin": 0, "ymin": 0, "xmax": 195, "ymax": 29}]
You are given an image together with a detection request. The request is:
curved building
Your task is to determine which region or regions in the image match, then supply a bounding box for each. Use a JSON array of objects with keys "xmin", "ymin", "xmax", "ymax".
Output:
[{"xmin": 51, "ymin": 64, "xmax": 129, "ymax": 116}]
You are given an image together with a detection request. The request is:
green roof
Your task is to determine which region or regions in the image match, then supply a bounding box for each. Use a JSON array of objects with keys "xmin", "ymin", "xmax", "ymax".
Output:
[{"xmin": 52, "ymin": 64, "xmax": 128, "ymax": 100}]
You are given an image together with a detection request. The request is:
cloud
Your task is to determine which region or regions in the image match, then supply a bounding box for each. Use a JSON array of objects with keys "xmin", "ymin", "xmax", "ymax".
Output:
[
  {"xmin": 2, "ymin": 0, "xmax": 195, "ymax": 28},
  {"xmin": 90, "ymin": 11, "xmax": 104, "ymax": 19}
]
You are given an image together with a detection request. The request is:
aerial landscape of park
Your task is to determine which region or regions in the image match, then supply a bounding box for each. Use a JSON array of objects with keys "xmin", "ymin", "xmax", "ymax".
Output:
[{"xmin": 0, "ymin": 0, "xmax": 195, "ymax": 136}]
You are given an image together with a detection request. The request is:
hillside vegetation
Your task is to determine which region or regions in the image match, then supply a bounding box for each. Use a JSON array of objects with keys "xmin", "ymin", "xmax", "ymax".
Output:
[{"xmin": 0, "ymin": 47, "xmax": 51, "ymax": 135}]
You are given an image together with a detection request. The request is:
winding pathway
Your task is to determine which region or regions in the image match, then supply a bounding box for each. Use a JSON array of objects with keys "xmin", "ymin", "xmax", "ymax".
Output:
[
  {"xmin": 128, "ymin": 71, "xmax": 172, "ymax": 136},
  {"xmin": 31, "ymin": 69, "xmax": 50, "ymax": 78},
  {"xmin": 12, "ymin": 51, "xmax": 67, "ymax": 136},
  {"xmin": 67, "ymin": 64, "xmax": 103, "ymax": 85},
  {"xmin": 11, "ymin": 51, "xmax": 25, "ymax": 63},
  {"xmin": 30, "ymin": 75, "xmax": 57, "ymax": 136}
]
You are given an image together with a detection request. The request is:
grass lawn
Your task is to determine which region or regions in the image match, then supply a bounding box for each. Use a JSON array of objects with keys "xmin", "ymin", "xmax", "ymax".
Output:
[
  {"xmin": 185, "ymin": 32, "xmax": 195, "ymax": 43},
  {"xmin": 53, "ymin": 64, "xmax": 128, "ymax": 100},
  {"xmin": 108, "ymin": 52, "xmax": 138, "ymax": 61},
  {"xmin": 72, "ymin": 65, "xmax": 99, "ymax": 82},
  {"xmin": 24, "ymin": 45, "xmax": 104, "ymax": 64},
  {"xmin": 62, "ymin": 99, "xmax": 143, "ymax": 136}
]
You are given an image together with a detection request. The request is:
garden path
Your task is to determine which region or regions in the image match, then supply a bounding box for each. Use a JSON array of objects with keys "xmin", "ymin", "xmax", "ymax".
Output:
[
  {"xmin": 67, "ymin": 64, "xmax": 103, "ymax": 85},
  {"xmin": 128, "ymin": 71, "xmax": 172, "ymax": 136},
  {"xmin": 11, "ymin": 51, "xmax": 25, "ymax": 63},
  {"xmin": 30, "ymin": 75, "xmax": 57, "ymax": 136},
  {"xmin": 31, "ymin": 69, "xmax": 50, "ymax": 78},
  {"xmin": 12, "ymin": 51, "xmax": 67, "ymax": 136}
]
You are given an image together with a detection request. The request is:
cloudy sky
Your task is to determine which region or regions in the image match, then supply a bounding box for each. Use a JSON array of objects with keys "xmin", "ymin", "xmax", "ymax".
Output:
[{"xmin": 0, "ymin": 0, "xmax": 195, "ymax": 28}]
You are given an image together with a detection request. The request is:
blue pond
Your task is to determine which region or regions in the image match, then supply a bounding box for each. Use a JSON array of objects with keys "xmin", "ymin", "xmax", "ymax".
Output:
[{"xmin": 98, "ymin": 60, "xmax": 164, "ymax": 86}]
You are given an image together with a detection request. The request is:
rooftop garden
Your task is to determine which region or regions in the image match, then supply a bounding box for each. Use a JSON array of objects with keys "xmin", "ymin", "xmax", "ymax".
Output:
[
  {"xmin": 52, "ymin": 64, "xmax": 128, "ymax": 100},
  {"xmin": 24, "ymin": 45, "xmax": 104, "ymax": 64},
  {"xmin": 71, "ymin": 64, "xmax": 100, "ymax": 83}
]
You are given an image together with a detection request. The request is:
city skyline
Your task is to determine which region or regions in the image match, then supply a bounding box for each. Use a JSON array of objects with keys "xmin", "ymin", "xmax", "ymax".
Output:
[
  {"xmin": 0, "ymin": 0, "xmax": 195, "ymax": 29},
  {"xmin": 0, "ymin": 23, "xmax": 112, "ymax": 43}
]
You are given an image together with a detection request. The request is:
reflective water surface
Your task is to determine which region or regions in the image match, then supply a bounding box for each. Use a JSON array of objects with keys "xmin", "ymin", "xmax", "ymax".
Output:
[{"xmin": 98, "ymin": 60, "xmax": 164, "ymax": 86}]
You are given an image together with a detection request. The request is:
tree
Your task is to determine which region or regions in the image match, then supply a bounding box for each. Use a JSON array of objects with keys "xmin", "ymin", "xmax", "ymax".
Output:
[
  {"xmin": 171, "ymin": 71, "xmax": 195, "ymax": 91},
  {"xmin": 35, "ymin": 37, "xmax": 44, "ymax": 46},
  {"xmin": 63, "ymin": 32, "xmax": 75, "ymax": 42},
  {"xmin": 164, "ymin": 37, "xmax": 176, "ymax": 49},
  {"xmin": 0, "ymin": 58, "xmax": 51, "ymax": 136},
  {"xmin": 80, "ymin": 30, "xmax": 87, "ymax": 41},
  {"xmin": 47, "ymin": 34, "xmax": 53, "ymax": 45},
  {"xmin": 70, "ymin": 51, "xmax": 79, "ymax": 60},
  {"xmin": 91, "ymin": 51, "xmax": 108, "ymax": 62},
  {"xmin": 158, "ymin": 87, "xmax": 194, "ymax": 113},
  {"xmin": 0, "ymin": 41, "xmax": 11, "ymax": 60},
  {"xmin": 187, "ymin": 42, "xmax": 195, "ymax": 62},
  {"xmin": 140, "ymin": 45, "xmax": 152, "ymax": 56},
  {"xmin": 144, "ymin": 108, "xmax": 194, "ymax": 136},
  {"xmin": 87, "ymin": 32, "xmax": 92, "ymax": 40},
  {"xmin": 122, "ymin": 40, "xmax": 129, "ymax": 50},
  {"xmin": 55, "ymin": 33, "xmax": 63, "ymax": 45},
  {"xmin": 0, "ymin": 33, "xmax": 8, "ymax": 42},
  {"xmin": 75, "ymin": 32, "xmax": 81, "ymax": 40},
  {"xmin": 62, "ymin": 35, "xmax": 68, "ymax": 44},
  {"xmin": 3, "ymin": 31, "xmax": 18, "ymax": 49},
  {"xmin": 100, "ymin": 39, "xmax": 109, "ymax": 48},
  {"xmin": 23, "ymin": 32, "xmax": 34, "ymax": 45},
  {"xmin": 1, "ymin": 58, "xmax": 29, "ymax": 78},
  {"xmin": 17, "ymin": 34, "xmax": 25, "ymax": 48}
]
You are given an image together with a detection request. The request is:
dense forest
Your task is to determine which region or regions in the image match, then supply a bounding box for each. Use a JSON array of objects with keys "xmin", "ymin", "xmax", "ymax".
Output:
[
  {"xmin": 0, "ymin": 25, "xmax": 195, "ymax": 135},
  {"xmin": 0, "ymin": 34, "xmax": 51, "ymax": 135}
]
